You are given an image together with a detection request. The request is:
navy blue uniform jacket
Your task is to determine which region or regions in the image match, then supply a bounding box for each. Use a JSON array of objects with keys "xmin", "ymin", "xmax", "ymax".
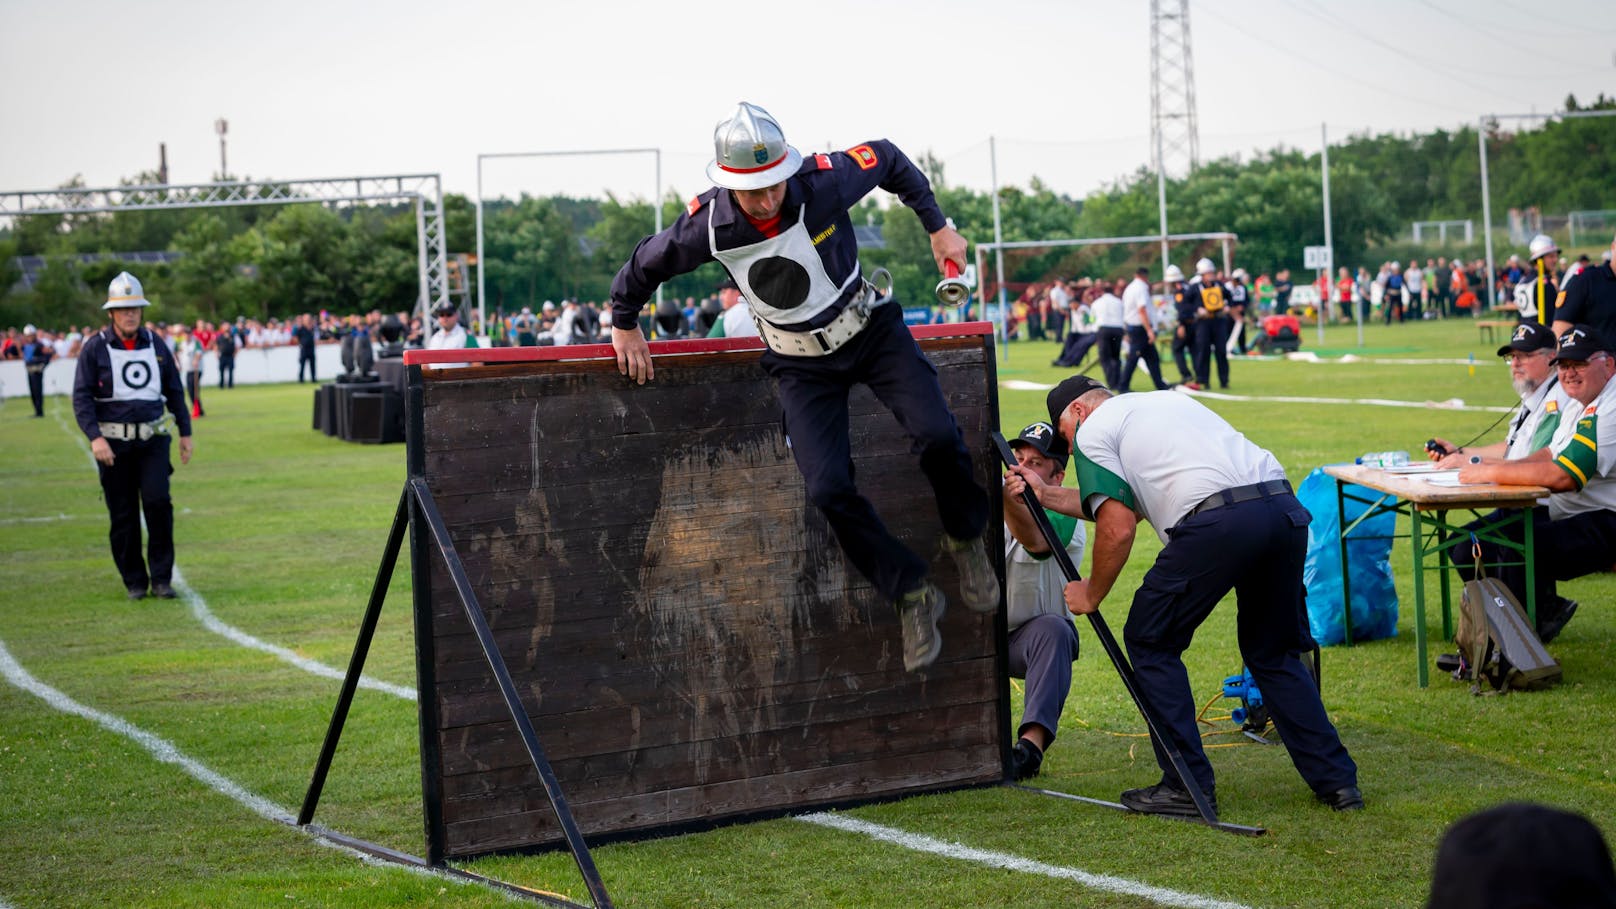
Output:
[{"xmin": 73, "ymin": 326, "xmax": 193, "ymax": 441}]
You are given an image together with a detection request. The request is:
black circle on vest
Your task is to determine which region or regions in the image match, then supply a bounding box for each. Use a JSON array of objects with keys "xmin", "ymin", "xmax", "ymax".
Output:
[
  {"xmin": 748, "ymin": 257, "xmax": 811, "ymax": 311},
  {"xmin": 122, "ymin": 359, "xmax": 152, "ymax": 390}
]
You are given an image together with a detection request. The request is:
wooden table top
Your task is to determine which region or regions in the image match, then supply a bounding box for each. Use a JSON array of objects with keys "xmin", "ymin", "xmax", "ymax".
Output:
[{"xmin": 1322, "ymin": 464, "xmax": 1547, "ymax": 511}]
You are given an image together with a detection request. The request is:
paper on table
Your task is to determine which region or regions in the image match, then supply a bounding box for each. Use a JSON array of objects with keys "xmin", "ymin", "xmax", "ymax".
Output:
[
  {"xmin": 1416, "ymin": 470, "xmax": 1466, "ymax": 486},
  {"xmin": 1382, "ymin": 463, "xmax": 1442, "ymax": 473}
]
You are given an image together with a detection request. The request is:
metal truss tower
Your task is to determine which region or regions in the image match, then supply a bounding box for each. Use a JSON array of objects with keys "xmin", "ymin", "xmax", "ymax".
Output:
[{"xmin": 1150, "ymin": 0, "xmax": 1201, "ymax": 178}]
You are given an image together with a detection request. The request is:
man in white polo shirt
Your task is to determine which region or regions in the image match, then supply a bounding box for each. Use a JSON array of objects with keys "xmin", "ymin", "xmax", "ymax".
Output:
[
  {"xmin": 1119, "ymin": 267, "xmax": 1170, "ymax": 393},
  {"xmin": 1000, "ymin": 420, "xmax": 1086, "ymax": 780},
  {"xmin": 1457, "ymin": 323, "xmax": 1616, "ymax": 643},
  {"xmin": 1011, "ymin": 375, "xmax": 1361, "ymax": 816},
  {"xmin": 1430, "ymin": 320, "xmax": 1567, "ymax": 466}
]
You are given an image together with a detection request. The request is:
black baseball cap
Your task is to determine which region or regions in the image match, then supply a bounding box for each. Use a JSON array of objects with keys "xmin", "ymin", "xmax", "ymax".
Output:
[
  {"xmin": 1550, "ymin": 324, "xmax": 1609, "ymax": 364},
  {"xmin": 1009, "ymin": 420, "xmax": 1068, "ymax": 466},
  {"xmin": 717, "ymin": 277, "xmax": 739, "ymax": 291},
  {"xmin": 1047, "ymin": 375, "xmax": 1107, "ymax": 426},
  {"xmin": 1496, "ymin": 321, "xmax": 1555, "ymax": 357}
]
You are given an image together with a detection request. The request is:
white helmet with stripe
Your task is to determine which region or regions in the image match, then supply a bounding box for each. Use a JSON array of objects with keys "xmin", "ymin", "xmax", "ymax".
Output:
[
  {"xmin": 1528, "ymin": 234, "xmax": 1560, "ymax": 262},
  {"xmin": 706, "ymin": 102, "xmax": 803, "ymax": 191},
  {"xmin": 104, "ymin": 271, "xmax": 150, "ymax": 310}
]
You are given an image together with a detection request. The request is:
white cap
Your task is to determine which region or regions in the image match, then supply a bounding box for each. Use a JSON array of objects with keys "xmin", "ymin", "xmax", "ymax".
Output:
[
  {"xmin": 23, "ymin": 324, "xmax": 36, "ymax": 334},
  {"xmin": 1164, "ymin": 264, "xmax": 1185, "ymax": 283}
]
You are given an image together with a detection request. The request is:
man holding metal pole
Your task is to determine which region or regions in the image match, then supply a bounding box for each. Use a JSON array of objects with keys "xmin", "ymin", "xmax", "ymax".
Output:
[
  {"xmin": 608, "ymin": 102, "xmax": 998, "ymax": 673},
  {"xmin": 1008, "ymin": 375, "xmax": 1361, "ymax": 815}
]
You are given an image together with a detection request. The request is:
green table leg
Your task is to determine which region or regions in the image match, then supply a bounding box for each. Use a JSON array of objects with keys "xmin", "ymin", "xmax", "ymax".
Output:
[
  {"xmin": 1522, "ymin": 509, "xmax": 1536, "ymax": 625},
  {"xmin": 1337, "ymin": 479, "xmax": 1354, "ymax": 645},
  {"xmin": 1437, "ymin": 509, "xmax": 1453, "ymax": 641},
  {"xmin": 1411, "ymin": 508, "xmax": 1429, "ymax": 688}
]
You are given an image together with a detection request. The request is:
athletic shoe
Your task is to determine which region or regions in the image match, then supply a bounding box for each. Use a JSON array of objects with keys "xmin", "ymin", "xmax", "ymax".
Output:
[
  {"xmin": 1121, "ymin": 782, "xmax": 1213, "ymax": 818},
  {"xmin": 897, "ymin": 583, "xmax": 946, "ymax": 672},
  {"xmin": 126, "ymin": 585, "xmax": 148, "ymax": 601},
  {"xmin": 151, "ymin": 582, "xmax": 176, "ymax": 599},
  {"xmin": 1181, "ymin": 381, "xmax": 1203, "ymax": 391},
  {"xmin": 1010, "ymin": 738, "xmax": 1044, "ymax": 781},
  {"xmin": 941, "ymin": 533, "xmax": 1000, "ymax": 613}
]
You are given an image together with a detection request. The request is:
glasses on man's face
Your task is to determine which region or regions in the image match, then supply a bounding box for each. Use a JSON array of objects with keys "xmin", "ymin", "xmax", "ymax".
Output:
[
  {"xmin": 1556, "ymin": 353, "xmax": 1611, "ymax": 373},
  {"xmin": 1505, "ymin": 351, "xmax": 1548, "ymax": 365}
]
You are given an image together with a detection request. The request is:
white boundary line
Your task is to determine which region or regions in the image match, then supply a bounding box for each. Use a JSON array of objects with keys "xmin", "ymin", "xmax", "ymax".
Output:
[
  {"xmin": 1000, "ymin": 380, "xmax": 1513, "ymax": 413},
  {"xmin": 797, "ymin": 812, "xmax": 1257, "ymax": 909},
  {"xmin": 49, "ymin": 399, "xmax": 414, "ymax": 701},
  {"xmin": 0, "ymin": 638, "xmax": 516, "ymax": 902}
]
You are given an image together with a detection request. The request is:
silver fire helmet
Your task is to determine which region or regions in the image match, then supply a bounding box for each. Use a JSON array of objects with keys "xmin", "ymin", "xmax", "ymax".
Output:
[
  {"xmin": 1196, "ymin": 257, "xmax": 1217, "ymax": 275},
  {"xmin": 705, "ymin": 102, "xmax": 803, "ymax": 192},
  {"xmin": 1528, "ymin": 234, "xmax": 1560, "ymax": 262},
  {"xmin": 104, "ymin": 271, "xmax": 150, "ymax": 310},
  {"xmin": 1164, "ymin": 264, "xmax": 1185, "ymax": 283}
]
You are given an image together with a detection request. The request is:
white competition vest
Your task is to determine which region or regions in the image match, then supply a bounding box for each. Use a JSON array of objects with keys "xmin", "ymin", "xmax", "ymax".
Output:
[
  {"xmin": 105, "ymin": 340, "xmax": 163, "ymax": 403},
  {"xmin": 709, "ymin": 204, "xmax": 861, "ymax": 326}
]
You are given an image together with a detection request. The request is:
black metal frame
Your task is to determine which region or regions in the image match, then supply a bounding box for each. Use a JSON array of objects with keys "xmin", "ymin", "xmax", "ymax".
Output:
[
  {"xmin": 297, "ymin": 365, "xmax": 614, "ymax": 909},
  {"xmin": 991, "ymin": 432, "xmax": 1265, "ymax": 837}
]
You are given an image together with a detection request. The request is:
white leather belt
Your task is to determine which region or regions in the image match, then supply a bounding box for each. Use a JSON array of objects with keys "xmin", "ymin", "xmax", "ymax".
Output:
[
  {"xmin": 755, "ymin": 291, "xmax": 885, "ymax": 358},
  {"xmin": 100, "ymin": 420, "xmax": 166, "ymax": 441}
]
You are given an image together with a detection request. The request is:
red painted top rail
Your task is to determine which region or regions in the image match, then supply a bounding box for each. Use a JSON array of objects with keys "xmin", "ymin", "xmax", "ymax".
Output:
[{"xmin": 403, "ymin": 321, "xmax": 994, "ymax": 366}]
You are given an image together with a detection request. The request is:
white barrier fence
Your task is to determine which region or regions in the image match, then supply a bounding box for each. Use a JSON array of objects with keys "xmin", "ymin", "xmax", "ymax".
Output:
[{"xmin": 0, "ymin": 343, "xmax": 348, "ymax": 401}]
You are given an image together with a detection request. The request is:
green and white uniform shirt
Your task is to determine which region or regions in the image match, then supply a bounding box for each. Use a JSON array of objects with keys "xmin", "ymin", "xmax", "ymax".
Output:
[
  {"xmin": 1071, "ymin": 392, "xmax": 1288, "ymax": 544},
  {"xmin": 1504, "ymin": 375, "xmax": 1568, "ymax": 461},
  {"xmin": 1545, "ymin": 377, "xmax": 1616, "ymax": 520},
  {"xmin": 1004, "ymin": 510, "xmax": 1086, "ymax": 634}
]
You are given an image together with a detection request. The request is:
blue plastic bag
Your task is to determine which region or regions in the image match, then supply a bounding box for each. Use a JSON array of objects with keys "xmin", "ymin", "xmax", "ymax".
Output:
[{"xmin": 1298, "ymin": 467, "xmax": 1399, "ymax": 646}]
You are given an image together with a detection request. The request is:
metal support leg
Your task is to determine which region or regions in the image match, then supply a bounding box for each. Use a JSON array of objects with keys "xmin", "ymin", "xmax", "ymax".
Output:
[
  {"xmin": 1522, "ymin": 510, "xmax": 1537, "ymax": 625},
  {"xmin": 1336, "ymin": 479, "xmax": 1354, "ymax": 645},
  {"xmin": 1436, "ymin": 509, "xmax": 1453, "ymax": 641},
  {"xmin": 1411, "ymin": 508, "xmax": 1428, "ymax": 688}
]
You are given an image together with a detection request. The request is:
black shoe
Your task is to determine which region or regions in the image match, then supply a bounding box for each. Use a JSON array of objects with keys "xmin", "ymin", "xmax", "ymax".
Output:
[
  {"xmin": 1537, "ymin": 599, "xmax": 1577, "ymax": 645},
  {"xmin": 1009, "ymin": 738, "xmax": 1044, "ymax": 781},
  {"xmin": 1315, "ymin": 786, "xmax": 1365, "ymax": 811},
  {"xmin": 151, "ymin": 582, "xmax": 176, "ymax": 599},
  {"xmin": 126, "ymin": 585, "xmax": 148, "ymax": 600},
  {"xmin": 1120, "ymin": 782, "xmax": 1213, "ymax": 818}
]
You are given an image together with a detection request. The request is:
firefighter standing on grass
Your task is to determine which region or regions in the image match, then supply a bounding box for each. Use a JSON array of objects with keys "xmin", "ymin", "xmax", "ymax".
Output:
[
  {"xmin": 72, "ymin": 272, "xmax": 193, "ymax": 601},
  {"xmin": 608, "ymin": 102, "xmax": 999, "ymax": 672}
]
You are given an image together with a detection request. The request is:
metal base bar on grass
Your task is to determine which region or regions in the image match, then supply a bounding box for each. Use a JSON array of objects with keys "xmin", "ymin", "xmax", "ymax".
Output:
[
  {"xmin": 991, "ymin": 432, "xmax": 1265, "ymax": 837},
  {"xmin": 295, "ymin": 479, "xmax": 613, "ymax": 909}
]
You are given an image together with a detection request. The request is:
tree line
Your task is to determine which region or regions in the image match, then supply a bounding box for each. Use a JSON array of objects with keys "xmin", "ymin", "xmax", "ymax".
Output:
[{"xmin": 2, "ymin": 93, "xmax": 1609, "ymax": 330}]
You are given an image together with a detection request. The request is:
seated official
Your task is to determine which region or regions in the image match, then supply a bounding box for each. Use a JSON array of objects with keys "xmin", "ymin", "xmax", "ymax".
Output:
[
  {"xmin": 1431, "ymin": 321, "xmax": 1567, "ymax": 466},
  {"xmin": 1454, "ymin": 324, "xmax": 1616, "ymax": 643},
  {"xmin": 1000, "ymin": 421, "xmax": 1086, "ymax": 780}
]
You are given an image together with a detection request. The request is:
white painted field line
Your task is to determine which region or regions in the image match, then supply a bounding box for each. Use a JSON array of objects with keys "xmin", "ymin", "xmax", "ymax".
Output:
[
  {"xmin": 797, "ymin": 812, "xmax": 1257, "ymax": 909},
  {"xmin": 0, "ymin": 512, "xmax": 74, "ymax": 525},
  {"xmin": 0, "ymin": 638, "xmax": 520, "ymax": 902},
  {"xmin": 48, "ymin": 398, "xmax": 414, "ymax": 702},
  {"xmin": 1001, "ymin": 379, "xmax": 1513, "ymax": 413}
]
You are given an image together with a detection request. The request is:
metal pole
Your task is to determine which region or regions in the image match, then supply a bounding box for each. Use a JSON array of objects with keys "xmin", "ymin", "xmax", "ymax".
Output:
[
  {"xmin": 1156, "ymin": 128, "xmax": 1170, "ymax": 271},
  {"xmin": 1321, "ymin": 122, "xmax": 1335, "ymax": 347},
  {"xmin": 475, "ymin": 156, "xmax": 486, "ymax": 341},
  {"xmin": 990, "ymin": 136, "xmax": 1008, "ymax": 360},
  {"xmin": 654, "ymin": 149, "xmax": 663, "ymax": 312},
  {"xmin": 1479, "ymin": 118, "xmax": 1496, "ymax": 313}
]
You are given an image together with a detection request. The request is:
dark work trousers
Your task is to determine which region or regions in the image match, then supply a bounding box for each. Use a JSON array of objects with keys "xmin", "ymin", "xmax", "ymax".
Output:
[
  {"xmin": 1096, "ymin": 326, "xmax": 1125, "ymax": 391},
  {"xmin": 762, "ymin": 302, "xmax": 990, "ymax": 604},
  {"xmin": 1383, "ymin": 289, "xmax": 1403, "ymax": 324},
  {"xmin": 1123, "ymin": 493, "xmax": 1358, "ymax": 797},
  {"xmin": 298, "ymin": 349, "xmax": 316, "ymax": 382},
  {"xmin": 185, "ymin": 371, "xmax": 203, "ymax": 417},
  {"xmin": 1120, "ymin": 326, "xmax": 1169, "ymax": 392},
  {"xmin": 27, "ymin": 367, "xmax": 46, "ymax": 416},
  {"xmin": 1192, "ymin": 316, "xmax": 1232, "ymax": 388},
  {"xmin": 1453, "ymin": 506, "xmax": 1616, "ymax": 627},
  {"xmin": 1171, "ymin": 323, "xmax": 1193, "ymax": 382},
  {"xmin": 218, "ymin": 354, "xmax": 234, "ymax": 388},
  {"xmin": 97, "ymin": 434, "xmax": 176, "ymax": 591},
  {"xmin": 1008, "ymin": 613, "xmax": 1080, "ymax": 743},
  {"xmin": 1055, "ymin": 331, "xmax": 1098, "ymax": 368}
]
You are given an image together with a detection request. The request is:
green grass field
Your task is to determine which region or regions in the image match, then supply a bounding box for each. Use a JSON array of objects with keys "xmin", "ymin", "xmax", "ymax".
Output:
[{"xmin": 3, "ymin": 316, "xmax": 1612, "ymax": 909}]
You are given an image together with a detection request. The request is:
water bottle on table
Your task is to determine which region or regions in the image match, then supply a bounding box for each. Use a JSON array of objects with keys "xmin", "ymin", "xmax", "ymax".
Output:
[{"xmin": 1356, "ymin": 450, "xmax": 1410, "ymax": 468}]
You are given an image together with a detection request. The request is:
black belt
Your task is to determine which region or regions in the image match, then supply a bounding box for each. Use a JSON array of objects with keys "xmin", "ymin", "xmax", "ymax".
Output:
[{"xmin": 1186, "ymin": 480, "xmax": 1292, "ymax": 520}]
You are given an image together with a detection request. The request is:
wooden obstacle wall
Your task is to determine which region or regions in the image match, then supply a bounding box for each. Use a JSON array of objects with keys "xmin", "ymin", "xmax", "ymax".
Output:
[{"xmin": 406, "ymin": 328, "xmax": 1007, "ymax": 860}]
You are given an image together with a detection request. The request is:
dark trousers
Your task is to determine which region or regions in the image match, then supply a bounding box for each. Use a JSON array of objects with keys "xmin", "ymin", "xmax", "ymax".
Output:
[
  {"xmin": 27, "ymin": 368, "xmax": 45, "ymax": 416},
  {"xmin": 97, "ymin": 435, "xmax": 175, "ymax": 590},
  {"xmin": 185, "ymin": 371, "xmax": 203, "ymax": 416},
  {"xmin": 1055, "ymin": 332, "xmax": 1098, "ymax": 368},
  {"xmin": 1383, "ymin": 290, "xmax": 1403, "ymax": 324},
  {"xmin": 1096, "ymin": 326, "xmax": 1125, "ymax": 390},
  {"xmin": 1453, "ymin": 507, "xmax": 1616, "ymax": 623},
  {"xmin": 1192, "ymin": 316, "xmax": 1232, "ymax": 388},
  {"xmin": 298, "ymin": 350, "xmax": 316, "ymax": 382},
  {"xmin": 762, "ymin": 303, "xmax": 989, "ymax": 603},
  {"xmin": 218, "ymin": 355, "xmax": 235, "ymax": 388},
  {"xmin": 1009, "ymin": 614, "xmax": 1080, "ymax": 743},
  {"xmin": 1171, "ymin": 323, "xmax": 1193, "ymax": 382},
  {"xmin": 1120, "ymin": 326, "xmax": 1169, "ymax": 392},
  {"xmin": 1124, "ymin": 493, "xmax": 1357, "ymax": 796}
]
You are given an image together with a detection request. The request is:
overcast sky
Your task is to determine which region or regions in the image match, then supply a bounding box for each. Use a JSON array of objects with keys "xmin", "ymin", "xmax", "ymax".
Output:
[{"xmin": 2, "ymin": 0, "xmax": 1612, "ymax": 213}]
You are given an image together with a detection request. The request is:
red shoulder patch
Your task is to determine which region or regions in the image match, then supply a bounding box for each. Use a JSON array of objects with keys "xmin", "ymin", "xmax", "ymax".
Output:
[
  {"xmin": 814, "ymin": 153, "xmax": 833, "ymax": 170},
  {"xmin": 848, "ymin": 144, "xmax": 878, "ymax": 170},
  {"xmin": 686, "ymin": 195, "xmax": 703, "ymax": 217}
]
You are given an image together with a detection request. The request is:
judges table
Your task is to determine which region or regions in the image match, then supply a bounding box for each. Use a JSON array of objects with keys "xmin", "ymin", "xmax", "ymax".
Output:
[{"xmin": 1322, "ymin": 464, "xmax": 1548, "ymax": 687}]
